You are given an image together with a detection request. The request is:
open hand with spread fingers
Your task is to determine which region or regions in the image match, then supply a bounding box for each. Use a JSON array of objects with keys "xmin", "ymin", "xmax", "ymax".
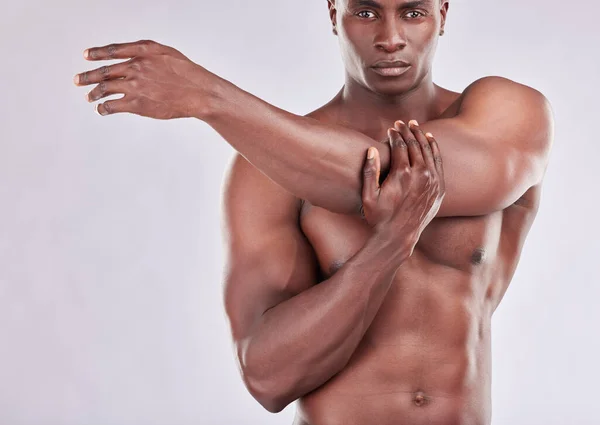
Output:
[{"xmin": 73, "ymin": 39, "xmax": 217, "ymax": 119}]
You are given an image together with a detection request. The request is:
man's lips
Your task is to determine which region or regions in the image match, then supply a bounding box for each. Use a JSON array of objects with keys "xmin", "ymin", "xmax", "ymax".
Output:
[
  {"xmin": 371, "ymin": 59, "xmax": 411, "ymax": 68},
  {"xmin": 370, "ymin": 64, "xmax": 411, "ymax": 77}
]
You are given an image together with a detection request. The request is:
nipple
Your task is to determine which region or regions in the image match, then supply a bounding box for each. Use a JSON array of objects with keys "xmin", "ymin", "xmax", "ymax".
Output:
[{"xmin": 471, "ymin": 247, "xmax": 486, "ymax": 265}]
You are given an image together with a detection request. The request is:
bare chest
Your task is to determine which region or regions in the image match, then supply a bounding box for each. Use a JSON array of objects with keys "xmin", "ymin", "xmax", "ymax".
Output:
[{"xmin": 299, "ymin": 202, "xmax": 505, "ymax": 278}]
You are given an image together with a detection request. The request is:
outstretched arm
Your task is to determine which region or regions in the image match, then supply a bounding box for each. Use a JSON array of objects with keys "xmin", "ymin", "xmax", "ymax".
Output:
[
  {"xmin": 202, "ymin": 75, "xmax": 553, "ymax": 217},
  {"xmin": 74, "ymin": 41, "xmax": 553, "ymax": 217}
]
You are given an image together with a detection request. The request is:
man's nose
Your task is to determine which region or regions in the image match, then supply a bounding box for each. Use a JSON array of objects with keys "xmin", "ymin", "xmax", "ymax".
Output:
[{"xmin": 374, "ymin": 19, "xmax": 407, "ymax": 52}]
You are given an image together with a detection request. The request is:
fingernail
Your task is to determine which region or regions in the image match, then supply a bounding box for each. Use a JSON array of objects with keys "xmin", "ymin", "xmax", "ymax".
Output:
[
  {"xmin": 367, "ymin": 147, "xmax": 375, "ymax": 159},
  {"xmin": 425, "ymin": 132, "xmax": 433, "ymax": 138},
  {"xmin": 409, "ymin": 119, "xmax": 419, "ymax": 126},
  {"xmin": 73, "ymin": 74, "xmax": 80, "ymax": 84},
  {"xmin": 83, "ymin": 49, "xmax": 90, "ymax": 59},
  {"xmin": 395, "ymin": 120, "xmax": 404, "ymax": 126},
  {"xmin": 95, "ymin": 104, "xmax": 106, "ymax": 116}
]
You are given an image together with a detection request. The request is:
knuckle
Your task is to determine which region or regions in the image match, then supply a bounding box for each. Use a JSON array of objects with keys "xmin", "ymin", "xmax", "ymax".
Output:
[
  {"xmin": 129, "ymin": 78, "xmax": 139, "ymax": 89},
  {"xmin": 99, "ymin": 65, "xmax": 111, "ymax": 77},
  {"xmin": 398, "ymin": 165, "xmax": 411, "ymax": 175},
  {"xmin": 104, "ymin": 101, "xmax": 112, "ymax": 114},
  {"xmin": 129, "ymin": 60, "xmax": 142, "ymax": 71},
  {"xmin": 434, "ymin": 155, "xmax": 443, "ymax": 165},
  {"xmin": 395, "ymin": 139, "xmax": 407, "ymax": 149},
  {"xmin": 106, "ymin": 44, "xmax": 118, "ymax": 57},
  {"xmin": 139, "ymin": 40, "xmax": 156, "ymax": 52},
  {"xmin": 422, "ymin": 142, "xmax": 432, "ymax": 153},
  {"xmin": 363, "ymin": 166, "xmax": 376, "ymax": 177},
  {"xmin": 406, "ymin": 138, "xmax": 419, "ymax": 147},
  {"xmin": 98, "ymin": 81, "xmax": 107, "ymax": 94}
]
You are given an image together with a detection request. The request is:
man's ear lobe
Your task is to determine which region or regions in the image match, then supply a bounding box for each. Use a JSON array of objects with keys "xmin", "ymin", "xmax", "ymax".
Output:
[{"xmin": 328, "ymin": 0, "xmax": 338, "ymax": 35}]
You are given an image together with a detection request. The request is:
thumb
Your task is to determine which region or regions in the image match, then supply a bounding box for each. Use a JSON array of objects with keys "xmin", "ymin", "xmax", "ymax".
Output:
[{"xmin": 362, "ymin": 147, "xmax": 381, "ymax": 205}]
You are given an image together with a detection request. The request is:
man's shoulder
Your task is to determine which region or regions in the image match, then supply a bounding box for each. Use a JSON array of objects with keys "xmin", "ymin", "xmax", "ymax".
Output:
[
  {"xmin": 462, "ymin": 76, "xmax": 554, "ymax": 193},
  {"xmin": 462, "ymin": 75, "xmax": 544, "ymax": 95},
  {"xmin": 459, "ymin": 75, "xmax": 552, "ymax": 119},
  {"xmin": 458, "ymin": 76, "xmax": 554, "ymax": 155},
  {"xmin": 222, "ymin": 153, "xmax": 303, "ymax": 212}
]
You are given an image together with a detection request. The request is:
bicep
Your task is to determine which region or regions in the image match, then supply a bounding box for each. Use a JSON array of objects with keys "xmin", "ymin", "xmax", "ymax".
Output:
[
  {"xmin": 426, "ymin": 116, "xmax": 542, "ymax": 216},
  {"xmin": 421, "ymin": 77, "xmax": 554, "ymax": 217},
  {"xmin": 221, "ymin": 154, "xmax": 321, "ymax": 343}
]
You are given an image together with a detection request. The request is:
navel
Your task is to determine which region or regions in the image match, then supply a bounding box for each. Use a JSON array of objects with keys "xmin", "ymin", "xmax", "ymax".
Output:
[
  {"xmin": 412, "ymin": 390, "xmax": 430, "ymax": 407},
  {"xmin": 470, "ymin": 247, "xmax": 487, "ymax": 265}
]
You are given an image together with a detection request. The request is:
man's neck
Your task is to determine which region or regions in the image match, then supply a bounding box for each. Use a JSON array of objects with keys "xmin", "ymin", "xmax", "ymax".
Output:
[{"xmin": 331, "ymin": 71, "xmax": 440, "ymax": 141}]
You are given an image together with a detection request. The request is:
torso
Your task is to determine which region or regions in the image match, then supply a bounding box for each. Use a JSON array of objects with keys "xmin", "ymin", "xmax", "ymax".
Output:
[{"xmin": 292, "ymin": 86, "xmax": 541, "ymax": 425}]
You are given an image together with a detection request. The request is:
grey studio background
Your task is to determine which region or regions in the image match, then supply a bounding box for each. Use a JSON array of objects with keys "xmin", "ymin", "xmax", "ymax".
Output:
[{"xmin": 0, "ymin": 0, "xmax": 598, "ymax": 424}]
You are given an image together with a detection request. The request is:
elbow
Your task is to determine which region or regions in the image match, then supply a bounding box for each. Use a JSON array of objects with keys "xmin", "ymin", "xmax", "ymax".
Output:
[
  {"xmin": 243, "ymin": 372, "xmax": 291, "ymax": 413},
  {"xmin": 235, "ymin": 338, "xmax": 295, "ymax": 413}
]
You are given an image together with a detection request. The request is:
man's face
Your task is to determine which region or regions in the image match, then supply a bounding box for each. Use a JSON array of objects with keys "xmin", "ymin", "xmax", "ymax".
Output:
[{"xmin": 329, "ymin": 0, "xmax": 448, "ymax": 96}]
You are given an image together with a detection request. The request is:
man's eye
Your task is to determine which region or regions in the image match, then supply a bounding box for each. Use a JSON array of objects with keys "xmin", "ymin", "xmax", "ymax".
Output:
[
  {"xmin": 405, "ymin": 11, "xmax": 425, "ymax": 18},
  {"xmin": 357, "ymin": 10, "xmax": 375, "ymax": 18}
]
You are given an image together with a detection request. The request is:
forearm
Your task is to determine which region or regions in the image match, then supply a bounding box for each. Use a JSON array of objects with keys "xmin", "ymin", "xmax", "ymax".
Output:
[
  {"xmin": 201, "ymin": 76, "xmax": 391, "ymax": 216},
  {"xmin": 240, "ymin": 230, "xmax": 410, "ymax": 413}
]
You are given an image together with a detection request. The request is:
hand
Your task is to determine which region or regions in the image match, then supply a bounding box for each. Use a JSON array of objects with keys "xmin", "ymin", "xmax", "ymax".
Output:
[
  {"xmin": 361, "ymin": 120, "xmax": 445, "ymax": 252},
  {"xmin": 73, "ymin": 39, "xmax": 216, "ymax": 119}
]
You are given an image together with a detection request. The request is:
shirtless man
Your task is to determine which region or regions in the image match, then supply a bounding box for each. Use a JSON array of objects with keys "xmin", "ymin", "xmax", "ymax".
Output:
[{"xmin": 73, "ymin": 0, "xmax": 554, "ymax": 423}]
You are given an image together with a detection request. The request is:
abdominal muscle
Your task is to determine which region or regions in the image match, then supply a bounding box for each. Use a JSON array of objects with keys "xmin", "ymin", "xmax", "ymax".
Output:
[{"xmin": 293, "ymin": 259, "xmax": 495, "ymax": 425}]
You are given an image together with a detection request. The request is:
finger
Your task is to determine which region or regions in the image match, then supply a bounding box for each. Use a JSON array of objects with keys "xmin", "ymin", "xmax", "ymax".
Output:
[
  {"xmin": 394, "ymin": 120, "xmax": 423, "ymax": 167},
  {"xmin": 74, "ymin": 60, "xmax": 132, "ymax": 86},
  {"xmin": 83, "ymin": 39, "xmax": 161, "ymax": 61},
  {"xmin": 426, "ymin": 132, "xmax": 445, "ymax": 186},
  {"xmin": 95, "ymin": 96, "xmax": 133, "ymax": 116},
  {"xmin": 388, "ymin": 127, "xmax": 409, "ymax": 176},
  {"xmin": 410, "ymin": 123, "xmax": 436, "ymax": 171},
  {"xmin": 362, "ymin": 147, "xmax": 381, "ymax": 206},
  {"xmin": 85, "ymin": 79, "xmax": 130, "ymax": 103}
]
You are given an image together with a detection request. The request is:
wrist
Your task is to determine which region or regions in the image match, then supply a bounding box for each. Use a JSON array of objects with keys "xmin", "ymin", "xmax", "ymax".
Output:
[
  {"xmin": 191, "ymin": 72, "xmax": 229, "ymax": 122},
  {"xmin": 371, "ymin": 227, "xmax": 415, "ymax": 264}
]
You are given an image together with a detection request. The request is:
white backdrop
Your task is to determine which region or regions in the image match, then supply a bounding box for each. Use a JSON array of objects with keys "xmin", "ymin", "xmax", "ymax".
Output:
[{"xmin": 0, "ymin": 1, "xmax": 598, "ymax": 424}]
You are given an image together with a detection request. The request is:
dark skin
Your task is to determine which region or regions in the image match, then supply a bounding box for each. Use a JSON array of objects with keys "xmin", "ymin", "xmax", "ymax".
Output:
[{"xmin": 74, "ymin": 0, "xmax": 554, "ymax": 423}]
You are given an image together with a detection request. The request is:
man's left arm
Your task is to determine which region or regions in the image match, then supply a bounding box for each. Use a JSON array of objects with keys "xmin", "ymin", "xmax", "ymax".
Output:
[{"xmin": 203, "ymin": 75, "xmax": 554, "ymax": 217}]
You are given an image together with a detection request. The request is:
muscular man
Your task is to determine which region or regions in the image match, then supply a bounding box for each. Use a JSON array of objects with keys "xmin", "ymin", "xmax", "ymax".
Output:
[{"xmin": 74, "ymin": 0, "xmax": 554, "ymax": 423}]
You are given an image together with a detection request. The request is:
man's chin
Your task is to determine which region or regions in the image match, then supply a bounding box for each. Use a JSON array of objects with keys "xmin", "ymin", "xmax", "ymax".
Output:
[
  {"xmin": 361, "ymin": 69, "xmax": 415, "ymax": 96},
  {"xmin": 365, "ymin": 80, "xmax": 412, "ymax": 97}
]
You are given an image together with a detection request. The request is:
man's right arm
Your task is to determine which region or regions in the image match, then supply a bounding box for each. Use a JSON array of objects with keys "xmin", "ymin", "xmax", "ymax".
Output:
[{"xmin": 221, "ymin": 154, "xmax": 412, "ymax": 414}]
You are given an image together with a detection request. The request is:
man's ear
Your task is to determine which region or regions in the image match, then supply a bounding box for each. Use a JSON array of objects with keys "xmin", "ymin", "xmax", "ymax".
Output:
[
  {"xmin": 328, "ymin": 0, "xmax": 338, "ymax": 35},
  {"xmin": 439, "ymin": 1, "xmax": 449, "ymax": 35}
]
